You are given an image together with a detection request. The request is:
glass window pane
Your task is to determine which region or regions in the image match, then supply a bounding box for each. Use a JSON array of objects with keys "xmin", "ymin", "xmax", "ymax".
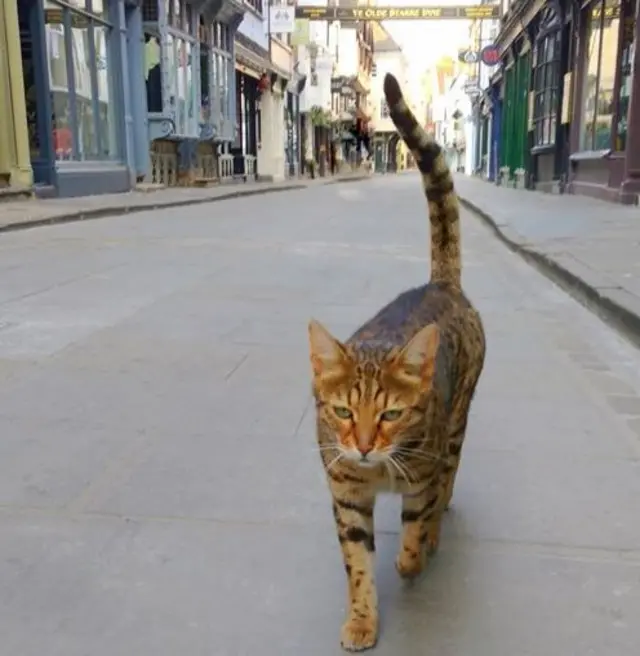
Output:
[
  {"xmin": 593, "ymin": 0, "xmax": 621, "ymax": 149},
  {"xmin": 70, "ymin": 13, "xmax": 98, "ymax": 159},
  {"xmin": 94, "ymin": 24, "xmax": 116, "ymax": 158},
  {"xmin": 616, "ymin": 0, "xmax": 636, "ymax": 151},
  {"xmin": 144, "ymin": 34, "xmax": 163, "ymax": 113},
  {"xmin": 580, "ymin": 3, "xmax": 604, "ymax": 150},
  {"xmin": 45, "ymin": 10, "xmax": 73, "ymax": 160},
  {"xmin": 218, "ymin": 54, "xmax": 226, "ymax": 119},
  {"xmin": 176, "ymin": 38, "xmax": 186, "ymax": 133},
  {"xmin": 186, "ymin": 41, "xmax": 197, "ymax": 134},
  {"xmin": 200, "ymin": 46, "xmax": 210, "ymax": 122},
  {"xmin": 166, "ymin": 33, "xmax": 177, "ymax": 124}
]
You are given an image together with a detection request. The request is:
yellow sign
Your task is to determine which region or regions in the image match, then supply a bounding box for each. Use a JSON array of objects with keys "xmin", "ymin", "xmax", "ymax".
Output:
[
  {"xmin": 290, "ymin": 19, "xmax": 310, "ymax": 46},
  {"xmin": 295, "ymin": 5, "xmax": 501, "ymax": 21},
  {"xmin": 561, "ymin": 72, "xmax": 573, "ymax": 125}
]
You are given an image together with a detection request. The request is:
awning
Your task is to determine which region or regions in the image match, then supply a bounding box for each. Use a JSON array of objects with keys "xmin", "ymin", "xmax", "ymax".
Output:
[
  {"xmin": 234, "ymin": 43, "xmax": 290, "ymax": 81},
  {"xmin": 235, "ymin": 42, "xmax": 270, "ymax": 80}
]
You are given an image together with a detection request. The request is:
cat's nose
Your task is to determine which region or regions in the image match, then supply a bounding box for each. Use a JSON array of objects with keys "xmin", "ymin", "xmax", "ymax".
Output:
[{"xmin": 358, "ymin": 444, "xmax": 373, "ymax": 457}]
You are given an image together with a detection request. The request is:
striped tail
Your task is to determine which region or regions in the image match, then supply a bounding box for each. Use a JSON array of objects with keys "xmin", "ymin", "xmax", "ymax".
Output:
[{"xmin": 383, "ymin": 73, "xmax": 461, "ymax": 288}]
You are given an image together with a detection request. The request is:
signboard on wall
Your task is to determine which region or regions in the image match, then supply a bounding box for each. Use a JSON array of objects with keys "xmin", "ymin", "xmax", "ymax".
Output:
[
  {"xmin": 295, "ymin": 5, "xmax": 501, "ymax": 21},
  {"xmin": 270, "ymin": 6, "xmax": 295, "ymax": 33}
]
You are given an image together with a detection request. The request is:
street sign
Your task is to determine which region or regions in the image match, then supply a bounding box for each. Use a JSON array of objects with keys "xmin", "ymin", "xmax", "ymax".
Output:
[
  {"xmin": 458, "ymin": 49, "xmax": 479, "ymax": 64},
  {"xmin": 480, "ymin": 44, "xmax": 500, "ymax": 66},
  {"xmin": 295, "ymin": 5, "xmax": 501, "ymax": 21}
]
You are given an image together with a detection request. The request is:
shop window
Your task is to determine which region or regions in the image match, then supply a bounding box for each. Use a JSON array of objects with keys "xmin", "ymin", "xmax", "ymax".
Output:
[
  {"xmin": 580, "ymin": 0, "xmax": 621, "ymax": 151},
  {"xmin": 144, "ymin": 33, "xmax": 163, "ymax": 113},
  {"xmin": 199, "ymin": 18, "xmax": 212, "ymax": 123},
  {"xmin": 616, "ymin": 0, "xmax": 637, "ymax": 151},
  {"xmin": 212, "ymin": 21, "xmax": 233, "ymax": 124},
  {"xmin": 532, "ymin": 30, "xmax": 560, "ymax": 147},
  {"xmin": 43, "ymin": 0, "xmax": 117, "ymax": 161},
  {"xmin": 165, "ymin": 0, "xmax": 198, "ymax": 137}
]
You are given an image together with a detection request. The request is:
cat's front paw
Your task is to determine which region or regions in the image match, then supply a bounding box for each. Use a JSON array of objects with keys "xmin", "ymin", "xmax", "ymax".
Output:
[
  {"xmin": 395, "ymin": 546, "xmax": 426, "ymax": 580},
  {"xmin": 340, "ymin": 614, "xmax": 378, "ymax": 652}
]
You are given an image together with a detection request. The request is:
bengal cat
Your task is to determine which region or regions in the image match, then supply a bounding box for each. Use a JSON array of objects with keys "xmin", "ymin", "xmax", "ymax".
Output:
[{"xmin": 307, "ymin": 73, "xmax": 486, "ymax": 651}]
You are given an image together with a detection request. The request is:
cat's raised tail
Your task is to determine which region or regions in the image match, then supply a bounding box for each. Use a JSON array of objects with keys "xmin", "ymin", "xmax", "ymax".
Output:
[{"xmin": 383, "ymin": 73, "xmax": 461, "ymax": 288}]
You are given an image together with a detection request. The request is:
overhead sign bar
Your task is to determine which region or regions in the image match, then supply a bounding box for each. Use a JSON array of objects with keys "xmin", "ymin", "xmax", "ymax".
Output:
[{"xmin": 295, "ymin": 5, "xmax": 501, "ymax": 21}]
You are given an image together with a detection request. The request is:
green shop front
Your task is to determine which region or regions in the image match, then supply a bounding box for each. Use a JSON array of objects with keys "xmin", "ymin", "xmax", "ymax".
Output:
[{"xmin": 499, "ymin": 37, "xmax": 532, "ymax": 185}]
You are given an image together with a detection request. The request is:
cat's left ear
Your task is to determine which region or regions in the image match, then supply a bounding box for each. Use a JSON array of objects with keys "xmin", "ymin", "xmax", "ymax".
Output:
[
  {"xmin": 393, "ymin": 324, "xmax": 440, "ymax": 385},
  {"xmin": 308, "ymin": 319, "xmax": 348, "ymax": 377}
]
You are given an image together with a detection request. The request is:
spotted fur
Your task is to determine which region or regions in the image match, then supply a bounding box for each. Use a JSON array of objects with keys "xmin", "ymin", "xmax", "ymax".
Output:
[{"xmin": 308, "ymin": 73, "xmax": 486, "ymax": 652}]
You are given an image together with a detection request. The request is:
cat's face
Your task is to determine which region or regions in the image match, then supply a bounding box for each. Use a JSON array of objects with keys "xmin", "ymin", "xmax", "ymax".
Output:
[{"xmin": 308, "ymin": 320, "xmax": 439, "ymax": 467}]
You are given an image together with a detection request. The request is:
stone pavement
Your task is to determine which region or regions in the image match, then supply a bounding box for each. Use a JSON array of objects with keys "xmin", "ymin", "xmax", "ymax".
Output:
[
  {"xmin": 1, "ymin": 174, "xmax": 639, "ymax": 655},
  {"xmin": 455, "ymin": 174, "xmax": 640, "ymax": 343},
  {"xmin": 0, "ymin": 171, "xmax": 370, "ymax": 233}
]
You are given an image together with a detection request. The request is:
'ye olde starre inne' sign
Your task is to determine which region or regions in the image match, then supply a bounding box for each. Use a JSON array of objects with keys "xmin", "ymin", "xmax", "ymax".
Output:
[{"xmin": 295, "ymin": 5, "xmax": 501, "ymax": 21}]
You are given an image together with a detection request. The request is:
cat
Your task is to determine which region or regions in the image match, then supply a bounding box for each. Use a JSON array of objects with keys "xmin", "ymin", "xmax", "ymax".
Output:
[{"xmin": 307, "ymin": 72, "xmax": 486, "ymax": 652}]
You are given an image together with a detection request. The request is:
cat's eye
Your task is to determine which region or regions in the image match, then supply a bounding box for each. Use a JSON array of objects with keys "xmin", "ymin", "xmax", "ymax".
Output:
[
  {"xmin": 380, "ymin": 409, "xmax": 403, "ymax": 422},
  {"xmin": 333, "ymin": 406, "xmax": 353, "ymax": 420}
]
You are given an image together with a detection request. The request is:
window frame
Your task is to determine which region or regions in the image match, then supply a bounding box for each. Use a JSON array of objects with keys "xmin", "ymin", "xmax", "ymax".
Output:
[
  {"xmin": 245, "ymin": 0, "xmax": 263, "ymax": 16},
  {"xmin": 578, "ymin": 0, "xmax": 624, "ymax": 152},
  {"xmin": 165, "ymin": 0, "xmax": 199, "ymax": 138},
  {"xmin": 44, "ymin": 0, "xmax": 118, "ymax": 162},
  {"xmin": 532, "ymin": 29, "xmax": 561, "ymax": 148}
]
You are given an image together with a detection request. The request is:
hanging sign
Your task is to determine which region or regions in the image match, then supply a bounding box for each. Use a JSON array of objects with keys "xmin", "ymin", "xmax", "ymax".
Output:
[
  {"xmin": 295, "ymin": 5, "xmax": 501, "ymax": 21},
  {"xmin": 458, "ymin": 49, "xmax": 479, "ymax": 64},
  {"xmin": 480, "ymin": 44, "xmax": 500, "ymax": 66},
  {"xmin": 270, "ymin": 6, "xmax": 295, "ymax": 33}
]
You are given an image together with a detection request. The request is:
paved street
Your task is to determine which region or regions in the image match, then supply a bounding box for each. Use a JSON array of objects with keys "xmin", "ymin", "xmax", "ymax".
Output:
[{"xmin": 1, "ymin": 173, "xmax": 639, "ymax": 656}]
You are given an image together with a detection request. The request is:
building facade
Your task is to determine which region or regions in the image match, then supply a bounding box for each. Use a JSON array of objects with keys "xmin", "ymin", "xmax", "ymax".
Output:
[
  {"xmin": 143, "ymin": 0, "xmax": 244, "ymax": 186},
  {"xmin": 17, "ymin": 0, "xmax": 147, "ymax": 196},
  {"xmin": 331, "ymin": 2, "xmax": 373, "ymax": 164},
  {"xmin": 232, "ymin": 1, "xmax": 295, "ymax": 182},
  {"xmin": 493, "ymin": 0, "xmax": 640, "ymax": 203},
  {"xmin": 10, "ymin": 0, "xmax": 243, "ymax": 198},
  {"xmin": 295, "ymin": 12, "xmax": 335, "ymax": 174},
  {"xmin": 370, "ymin": 22, "xmax": 407, "ymax": 173}
]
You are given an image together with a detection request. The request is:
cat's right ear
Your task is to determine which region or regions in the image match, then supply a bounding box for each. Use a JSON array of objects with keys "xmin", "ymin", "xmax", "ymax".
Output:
[{"xmin": 308, "ymin": 319, "xmax": 347, "ymax": 377}]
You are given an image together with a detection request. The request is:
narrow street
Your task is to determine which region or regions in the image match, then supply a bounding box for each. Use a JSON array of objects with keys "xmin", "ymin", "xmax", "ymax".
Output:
[{"xmin": 1, "ymin": 174, "xmax": 639, "ymax": 656}]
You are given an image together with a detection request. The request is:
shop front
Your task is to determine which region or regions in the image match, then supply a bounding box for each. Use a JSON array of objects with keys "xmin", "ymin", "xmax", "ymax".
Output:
[
  {"xmin": 141, "ymin": 0, "xmax": 243, "ymax": 186},
  {"xmin": 500, "ymin": 37, "xmax": 532, "ymax": 185},
  {"xmin": 567, "ymin": 0, "xmax": 640, "ymax": 203},
  {"xmin": 18, "ymin": 0, "xmax": 146, "ymax": 197}
]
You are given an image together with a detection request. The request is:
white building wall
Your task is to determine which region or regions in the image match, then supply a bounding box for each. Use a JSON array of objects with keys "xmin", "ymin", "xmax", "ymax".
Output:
[
  {"xmin": 370, "ymin": 51, "xmax": 408, "ymax": 132},
  {"xmin": 237, "ymin": 6, "xmax": 269, "ymax": 50},
  {"xmin": 335, "ymin": 28, "xmax": 358, "ymax": 77}
]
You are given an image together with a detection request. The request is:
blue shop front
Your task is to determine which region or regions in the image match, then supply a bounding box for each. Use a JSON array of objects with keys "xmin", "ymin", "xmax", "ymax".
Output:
[
  {"xmin": 141, "ymin": 0, "xmax": 243, "ymax": 185},
  {"xmin": 18, "ymin": 0, "xmax": 149, "ymax": 197}
]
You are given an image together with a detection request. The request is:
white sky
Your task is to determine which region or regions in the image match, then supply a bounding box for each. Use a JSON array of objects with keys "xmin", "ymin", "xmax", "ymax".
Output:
[{"xmin": 380, "ymin": 0, "xmax": 476, "ymax": 68}]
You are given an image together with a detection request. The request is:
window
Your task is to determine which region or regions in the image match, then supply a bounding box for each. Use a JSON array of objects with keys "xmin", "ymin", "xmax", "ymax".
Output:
[
  {"xmin": 580, "ymin": 0, "xmax": 621, "ymax": 151},
  {"xmin": 164, "ymin": 0, "xmax": 198, "ymax": 137},
  {"xmin": 615, "ymin": 0, "xmax": 637, "ymax": 151},
  {"xmin": 532, "ymin": 30, "xmax": 561, "ymax": 147},
  {"xmin": 246, "ymin": 0, "xmax": 263, "ymax": 15},
  {"xmin": 44, "ymin": 0, "xmax": 117, "ymax": 161},
  {"xmin": 211, "ymin": 21, "xmax": 233, "ymax": 125},
  {"xmin": 380, "ymin": 100, "xmax": 389, "ymax": 119},
  {"xmin": 199, "ymin": 18, "xmax": 211, "ymax": 123}
]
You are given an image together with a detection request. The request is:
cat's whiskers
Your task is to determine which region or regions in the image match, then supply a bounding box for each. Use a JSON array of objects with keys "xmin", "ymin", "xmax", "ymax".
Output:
[
  {"xmin": 393, "ymin": 447, "xmax": 443, "ymax": 466},
  {"xmin": 387, "ymin": 454, "xmax": 413, "ymax": 485},
  {"xmin": 325, "ymin": 451, "xmax": 345, "ymax": 473}
]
